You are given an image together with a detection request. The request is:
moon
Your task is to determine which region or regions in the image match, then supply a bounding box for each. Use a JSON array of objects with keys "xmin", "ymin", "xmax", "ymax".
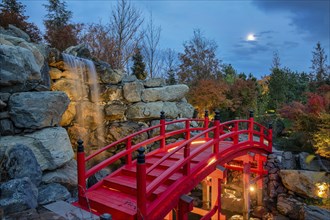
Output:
[{"xmin": 246, "ymin": 34, "xmax": 256, "ymax": 41}]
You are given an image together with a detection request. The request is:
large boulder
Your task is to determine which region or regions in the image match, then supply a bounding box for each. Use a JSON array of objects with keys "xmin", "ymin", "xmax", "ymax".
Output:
[
  {"xmin": 24, "ymin": 127, "xmax": 74, "ymax": 170},
  {"xmin": 126, "ymin": 101, "xmax": 179, "ymax": 120},
  {"xmin": 37, "ymin": 183, "xmax": 71, "ymax": 205},
  {"xmin": 0, "ymin": 177, "xmax": 38, "ymax": 215},
  {"xmin": 2, "ymin": 144, "xmax": 42, "ymax": 186},
  {"xmin": 95, "ymin": 60, "xmax": 124, "ymax": 84},
  {"xmin": 143, "ymin": 78, "xmax": 166, "ymax": 88},
  {"xmin": 104, "ymin": 101, "xmax": 127, "ymax": 121},
  {"xmin": 64, "ymin": 44, "xmax": 91, "ymax": 59},
  {"xmin": 100, "ymin": 85, "xmax": 123, "ymax": 102},
  {"xmin": 281, "ymin": 151, "xmax": 296, "ymax": 169},
  {"xmin": 0, "ymin": 44, "xmax": 41, "ymax": 93},
  {"xmin": 277, "ymin": 194, "xmax": 303, "ymax": 219},
  {"xmin": 297, "ymin": 152, "xmax": 329, "ymax": 171},
  {"xmin": 279, "ymin": 170, "xmax": 329, "ymax": 199},
  {"xmin": 0, "ymin": 127, "xmax": 74, "ymax": 171},
  {"xmin": 176, "ymin": 101, "xmax": 195, "ymax": 118},
  {"xmin": 8, "ymin": 91, "xmax": 70, "ymax": 129},
  {"xmin": 4, "ymin": 25, "xmax": 30, "ymax": 42},
  {"xmin": 42, "ymin": 159, "xmax": 77, "ymax": 188},
  {"xmin": 299, "ymin": 205, "xmax": 330, "ymax": 220},
  {"xmin": 141, "ymin": 84, "xmax": 189, "ymax": 102},
  {"xmin": 107, "ymin": 121, "xmax": 148, "ymax": 145},
  {"xmin": 123, "ymin": 81, "xmax": 144, "ymax": 103}
]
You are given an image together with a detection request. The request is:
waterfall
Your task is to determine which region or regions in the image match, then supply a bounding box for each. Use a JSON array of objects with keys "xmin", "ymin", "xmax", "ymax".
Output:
[{"xmin": 62, "ymin": 53, "xmax": 105, "ymax": 148}]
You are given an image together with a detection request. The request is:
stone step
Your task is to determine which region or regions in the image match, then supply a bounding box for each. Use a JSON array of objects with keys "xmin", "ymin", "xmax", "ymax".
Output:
[{"xmin": 44, "ymin": 201, "xmax": 99, "ymax": 220}]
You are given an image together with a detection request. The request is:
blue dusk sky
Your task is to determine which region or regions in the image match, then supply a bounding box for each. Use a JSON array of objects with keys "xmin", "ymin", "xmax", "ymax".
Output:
[{"xmin": 21, "ymin": 0, "xmax": 330, "ymax": 78}]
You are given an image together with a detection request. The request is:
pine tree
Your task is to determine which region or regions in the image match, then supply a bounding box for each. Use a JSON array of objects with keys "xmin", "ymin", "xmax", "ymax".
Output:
[
  {"xmin": 43, "ymin": 0, "xmax": 80, "ymax": 51},
  {"xmin": 0, "ymin": 0, "xmax": 41, "ymax": 42},
  {"xmin": 166, "ymin": 68, "xmax": 177, "ymax": 85},
  {"xmin": 310, "ymin": 42, "xmax": 329, "ymax": 82},
  {"xmin": 131, "ymin": 47, "xmax": 147, "ymax": 80}
]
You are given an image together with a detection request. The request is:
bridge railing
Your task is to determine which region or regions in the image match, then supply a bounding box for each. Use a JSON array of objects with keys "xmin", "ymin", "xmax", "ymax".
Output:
[
  {"xmin": 76, "ymin": 111, "xmax": 211, "ymax": 203},
  {"xmin": 137, "ymin": 111, "xmax": 273, "ymax": 217},
  {"xmin": 76, "ymin": 110, "xmax": 273, "ymax": 216}
]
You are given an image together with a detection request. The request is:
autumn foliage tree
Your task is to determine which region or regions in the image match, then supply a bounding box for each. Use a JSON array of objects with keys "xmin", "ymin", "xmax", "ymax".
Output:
[
  {"xmin": 178, "ymin": 29, "xmax": 221, "ymax": 85},
  {"xmin": 188, "ymin": 79, "xmax": 231, "ymax": 113},
  {"xmin": 279, "ymin": 86, "xmax": 330, "ymax": 157},
  {"xmin": 43, "ymin": 0, "xmax": 80, "ymax": 51},
  {"xmin": 0, "ymin": 0, "xmax": 41, "ymax": 42}
]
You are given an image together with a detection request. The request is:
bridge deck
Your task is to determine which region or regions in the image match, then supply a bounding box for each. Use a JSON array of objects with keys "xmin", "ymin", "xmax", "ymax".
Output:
[{"xmin": 77, "ymin": 139, "xmax": 234, "ymax": 219}]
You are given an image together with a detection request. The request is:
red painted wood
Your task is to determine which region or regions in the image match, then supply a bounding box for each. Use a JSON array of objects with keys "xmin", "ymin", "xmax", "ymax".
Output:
[{"xmin": 75, "ymin": 117, "xmax": 272, "ymax": 219}]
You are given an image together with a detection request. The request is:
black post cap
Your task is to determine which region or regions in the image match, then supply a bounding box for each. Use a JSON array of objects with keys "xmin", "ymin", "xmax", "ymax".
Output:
[
  {"xmin": 214, "ymin": 110, "xmax": 220, "ymax": 121},
  {"xmin": 100, "ymin": 213, "xmax": 112, "ymax": 220},
  {"xmin": 204, "ymin": 110, "xmax": 209, "ymax": 117},
  {"xmin": 249, "ymin": 110, "xmax": 254, "ymax": 118},
  {"xmin": 160, "ymin": 111, "xmax": 165, "ymax": 119},
  {"xmin": 77, "ymin": 139, "xmax": 84, "ymax": 152},
  {"xmin": 268, "ymin": 123, "xmax": 273, "ymax": 129},
  {"xmin": 137, "ymin": 147, "xmax": 146, "ymax": 164}
]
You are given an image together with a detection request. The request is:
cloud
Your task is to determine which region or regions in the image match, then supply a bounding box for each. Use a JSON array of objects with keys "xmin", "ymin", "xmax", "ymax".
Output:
[{"xmin": 252, "ymin": 0, "xmax": 330, "ymax": 40}]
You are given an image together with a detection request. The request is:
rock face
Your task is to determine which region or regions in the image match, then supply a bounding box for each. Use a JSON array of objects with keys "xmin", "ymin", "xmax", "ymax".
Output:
[
  {"xmin": 37, "ymin": 183, "xmax": 71, "ymax": 205},
  {"xmin": 0, "ymin": 177, "xmax": 38, "ymax": 215},
  {"xmin": 42, "ymin": 159, "xmax": 77, "ymax": 188},
  {"xmin": 9, "ymin": 91, "xmax": 70, "ymax": 129},
  {"xmin": 279, "ymin": 170, "xmax": 329, "ymax": 199},
  {"xmin": 24, "ymin": 127, "xmax": 74, "ymax": 170},
  {"xmin": 3, "ymin": 144, "xmax": 42, "ymax": 186},
  {"xmin": 141, "ymin": 84, "xmax": 189, "ymax": 102},
  {"xmin": 123, "ymin": 81, "xmax": 144, "ymax": 102},
  {"xmin": 0, "ymin": 44, "xmax": 41, "ymax": 93},
  {"xmin": 0, "ymin": 127, "xmax": 74, "ymax": 171}
]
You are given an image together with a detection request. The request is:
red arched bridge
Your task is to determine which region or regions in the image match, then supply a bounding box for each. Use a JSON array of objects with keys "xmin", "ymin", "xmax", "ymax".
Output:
[{"xmin": 74, "ymin": 111, "xmax": 272, "ymax": 220}]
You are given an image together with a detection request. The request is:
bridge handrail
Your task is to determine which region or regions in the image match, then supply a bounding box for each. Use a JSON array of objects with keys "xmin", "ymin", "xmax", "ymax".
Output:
[
  {"xmin": 145, "ymin": 120, "xmax": 271, "ymax": 198},
  {"xmin": 85, "ymin": 123, "xmax": 163, "ymax": 161}
]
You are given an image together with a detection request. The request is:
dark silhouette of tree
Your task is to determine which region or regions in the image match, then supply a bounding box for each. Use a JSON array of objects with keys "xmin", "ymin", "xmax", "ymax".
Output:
[
  {"xmin": 310, "ymin": 42, "xmax": 329, "ymax": 82},
  {"xmin": 0, "ymin": 0, "xmax": 41, "ymax": 42},
  {"xmin": 178, "ymin": 29, "xmax": 221, "ymax": 85},
  {"xmin": 271, "ymin": 50, "xmax": 281, "ymax": 70},
  {"xmin": 142, "ymin": 12, "xmax": 161, "ymax": 78},
  {"xmin": 43, "ymin": 0, "xmax": 80, "ymax": 51},
  {"xmin": 162, "ymin": 48, "xmax": 178, "ymax": 85},
  {"xmin": 111, "ymin": 0, "xmax": 144, "ymax": 70},
  {"xmin": 79, "ymin": 22, "xmax": 117, "ymax": 67},
  {"xmin": 131, "ymin": 47, "xmax": 147, "ymax": 80}
]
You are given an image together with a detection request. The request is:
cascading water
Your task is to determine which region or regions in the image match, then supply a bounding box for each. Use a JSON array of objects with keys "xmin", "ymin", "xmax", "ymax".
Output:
[{"xmin": 62, "ymin": 53, "xmax": 105, "ymax": 149}]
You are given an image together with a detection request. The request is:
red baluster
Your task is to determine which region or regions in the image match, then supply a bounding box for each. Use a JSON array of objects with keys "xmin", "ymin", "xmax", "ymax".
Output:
[
  {"xmin": 126, "ymin": 137, "xmax": 132, "ymax": 165},
  {"xmin": 160, "ymin": 111, "xmax": 166, "ymax": 149},
  {"xmin": 137, "ymin": 148, "xmax": 147, "ymax": 220},
  {"xmin": 204, "ymin": 110, "xmax": 209, "ymax": 139},
  {"xmin": 213, "ymin": 111, "xmax": 220, "ymax": 154},
  {"xmin": 77, "ymin": 139, "xmax": 86, "ymax": 205},
  {"xmin": 249, "ymin": 110, "xmax": 254, "ymax": 145}
]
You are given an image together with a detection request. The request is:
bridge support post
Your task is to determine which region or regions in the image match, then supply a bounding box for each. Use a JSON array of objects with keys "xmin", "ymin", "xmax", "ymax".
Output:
[
  {"xmin": 213, "ymin": 111, "xmax": 220, "ymax": 154},
  {"xmin": 160, "ymin": 111, "xmax": 166, "ymax": 149},
  {"xmin": 77, "ymin": 139, "xmax": 86, "ymax": 205},
  {"xmin": 177, "ymin": 195, "xmax": 194, "ymax": 220},
  {"xmin": 256, "ymin": 154, "xmax": 267, "ymax": 206},
  {"xmin": 243, "ymin": 163, "xmax": 251, "ymax": 220},
  {"xmin": 204, "ymin": 110, "xmax": 209, "ymax": 139},
  {"xmin": 137, "ymin": 148, "xmax": 147, "ymax": 220}
]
